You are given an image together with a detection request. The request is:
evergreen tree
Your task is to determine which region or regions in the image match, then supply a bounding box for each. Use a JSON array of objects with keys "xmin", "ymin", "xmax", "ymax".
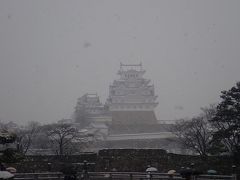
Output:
[
  {"xmin": 0, "ymin": 131, "xmax": 23, "ymax": 163},
  {"xmin": 211, "ymin": 82, "xmax": 240, "ymax": 162}
]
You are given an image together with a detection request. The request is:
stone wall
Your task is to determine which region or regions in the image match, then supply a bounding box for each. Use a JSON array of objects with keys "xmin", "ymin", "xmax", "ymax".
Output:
[
  {"xmin": 7, "ymin": 149, "xmax": 239, "ymax": 175},
  {"xmin": 96, "ymin": 149, "xmax": 237, "ymax": 174},
  {"xmin": 8, "ymin": 153, "xmax": 97, "ymax": 173}
]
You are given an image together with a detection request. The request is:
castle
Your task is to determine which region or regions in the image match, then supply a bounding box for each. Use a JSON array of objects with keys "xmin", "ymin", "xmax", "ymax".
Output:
[
  {"xmin": 106, "ymin": 63, "xmax": 158, "ymax": 125},
  {"xmin": 75, "ymin": 63, "xmax": 160, "ymax": 128},
  {"xmin": 71, "ymin": 63, "xmax": 177, "ymax": 151}
]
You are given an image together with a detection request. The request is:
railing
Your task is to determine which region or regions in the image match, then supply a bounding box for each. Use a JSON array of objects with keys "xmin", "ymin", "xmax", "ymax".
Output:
[
  {"xmin": 13, "ymin": 172, "xmax": 236, "ymax": 180},
  {"xmin": 85, "ymin": 172, "xmax": 185, "ymax": 180},
  {"xmin": 196, "ymin": 174, "xmax": 234, "ymax": 180},
  {"xmin": 14, "ymin": 172, "xmax": 64, "ymax": 180}
]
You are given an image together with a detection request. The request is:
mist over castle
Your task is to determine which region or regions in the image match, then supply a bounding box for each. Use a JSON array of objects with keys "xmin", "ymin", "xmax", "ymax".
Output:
[
  {"xmin": 1, "ymin": 1, "xmax": 240, "ymax": 126},
  {"xmin": 74, "ymin": 63, "xmax": 159, "ymax": 124},
  {"xmin": 64, "ymin": 63, "xmax": 176, "ymax": 151},
  {"xmin": 1, "ymin": 1, "xmax": 240, "ymax": 176}
]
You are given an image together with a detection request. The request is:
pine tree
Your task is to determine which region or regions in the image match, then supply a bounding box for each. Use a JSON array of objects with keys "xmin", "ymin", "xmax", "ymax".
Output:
[{"xmin": 211, "ymin": 82, "xmax": 240, "ymax": 162}]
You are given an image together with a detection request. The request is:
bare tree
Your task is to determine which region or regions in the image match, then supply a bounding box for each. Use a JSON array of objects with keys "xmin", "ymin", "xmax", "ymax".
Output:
[
  {"xmin": 46, "ymin": 123, "xmax": 81, "ymax": 155},
  {"xmin": 172, "ymin": 113, "xmax": 214, "ymax": 158},
  {"xmin": 15, "ymin": 121, "xmax": 41, "ymax": 155}
]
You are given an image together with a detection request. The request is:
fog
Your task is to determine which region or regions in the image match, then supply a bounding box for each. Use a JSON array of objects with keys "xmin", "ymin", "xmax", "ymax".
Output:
[{"xmin": 0, "ymin": 0, "xmax": 240, "ymax": 124}]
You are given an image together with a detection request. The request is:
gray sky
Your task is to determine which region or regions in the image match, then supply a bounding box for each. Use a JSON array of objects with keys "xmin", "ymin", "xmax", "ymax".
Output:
[{"xmin": 0, "ymin": 0, "xmax": 240, "ymax": 125}]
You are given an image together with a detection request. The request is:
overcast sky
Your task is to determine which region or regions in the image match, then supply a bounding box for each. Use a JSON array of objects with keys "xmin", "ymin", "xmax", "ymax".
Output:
[{"xmin": 0, "ymin": 0, "xmax": 240, "ymax": 125}]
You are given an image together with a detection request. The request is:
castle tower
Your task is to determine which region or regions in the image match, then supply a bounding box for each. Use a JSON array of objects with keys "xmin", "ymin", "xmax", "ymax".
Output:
[
  {"xmin": 75, "ymin": 93, "xmax": 111, "ymax": 124},
  {"xmin": 76, "ymin": 93, "xmax": 104, "ymax": 115},
  {"xmin": 106, "ymin": 63, "xmax": 158, "ymax": 125}
]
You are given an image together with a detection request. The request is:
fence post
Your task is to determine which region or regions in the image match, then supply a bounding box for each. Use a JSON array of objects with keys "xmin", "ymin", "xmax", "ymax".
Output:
[
  {"xmin": 130, "ymin": 173, "xmax": 133, "ymax": 180},
  {"xmin": 109, "ymin": 173, "xmax": 112, "ymax": 180},
  {"xmin": 232, "ymin": 165, "xmax": 237, "ymax": 180},
  {"xmin": 150, "ymin": 173, "xmax": 153, "ymax": 180},
  {"xmin": 83, "ymin": 160, "xmax": 89, "ymax": 180},
  {"xmin": 190, "ymin": 163, "xmax": 196, "ymax": 180}
]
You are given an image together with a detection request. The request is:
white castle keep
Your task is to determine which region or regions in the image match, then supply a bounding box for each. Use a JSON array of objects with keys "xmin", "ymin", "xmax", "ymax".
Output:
[
  {"xmin": 75, "ymin": 63, "xmax": 159, "ymax": 126},
  {"xmin": 106, "ymin": 63, "xmax": 158, "ymax": 112},
  {"xmin": 106, "ymin": 63, "xmax": 158, "ymax": 125}
]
